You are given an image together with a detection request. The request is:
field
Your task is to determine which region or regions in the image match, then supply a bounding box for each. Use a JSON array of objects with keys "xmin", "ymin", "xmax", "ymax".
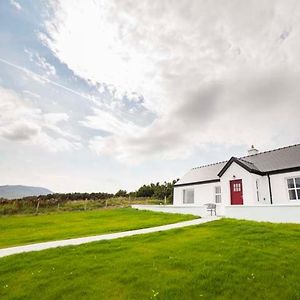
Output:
[
  {"xmin": 0, "ymin": 197, "xmax": 164, "ymax": 215},
  {"xmin": 0, "ymin": 208, "xmax": 196, "ymax": 248},
  {"xmin": 1, "ymin": 218, "xmax": 300, "ymax": 299}
]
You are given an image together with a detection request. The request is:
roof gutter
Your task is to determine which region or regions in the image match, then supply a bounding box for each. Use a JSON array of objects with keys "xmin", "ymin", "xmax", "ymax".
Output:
[
  {"xmin": 267, "ymin": 166, "xmax": 300, "ymax": 175},
  {"xmin": 267, "ymin": 173, "xmax": 273, "ymax": 205},
  {"xmin": 174, "ymin": 179, "xmax": 220, "ymax": 187}
]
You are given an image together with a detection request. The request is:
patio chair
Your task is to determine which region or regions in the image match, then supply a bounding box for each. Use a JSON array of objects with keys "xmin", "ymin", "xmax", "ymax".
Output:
[{"xmin": 205, "ymin": 203, "xmax": 217, "ymax": 216}]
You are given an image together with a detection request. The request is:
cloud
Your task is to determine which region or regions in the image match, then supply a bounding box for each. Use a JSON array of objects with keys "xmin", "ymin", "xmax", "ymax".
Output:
[
  {"xmin": 41, "ymin": 0, "xmax": 163, "ymax": 112},
  {"xmin": 81, "ymin": 108, "xmax": 139, "ymax": 136},
  {"xmin": 0, "ymin": 86, "xmax": 80, "ymax": 151},
  {"xmin": 2, "ymin": 122, "xmax": 40, "ymax": 141},
  {"xmin": 43, "ymin": 0, "xmax": 300, "ymax": 162},
  {"xmin": 10, "ymin": 0, "xmax": 22, "ymax": 11},
  {"xmin": 35, "ymin": 55, "xmax": 56, "ymax": 76},
  {"xmin": 0, "ymin": 87, "xmax": 41, "ymax": 141},
  {"xmin": 25, "ymin": 49, "xmax": 56, "ymax": 76}
]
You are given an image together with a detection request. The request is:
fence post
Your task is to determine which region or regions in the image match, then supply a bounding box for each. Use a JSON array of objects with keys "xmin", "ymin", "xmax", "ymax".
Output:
[
  {"xmin": 84, "ymin": 198, "xmax": 87, "ymax": 211},
  {"xmin": 105, "ymin": 199, "xmax": 108, "ymax": 208}
]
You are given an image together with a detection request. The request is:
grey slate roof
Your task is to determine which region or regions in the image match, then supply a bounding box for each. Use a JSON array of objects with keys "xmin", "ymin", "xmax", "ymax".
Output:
[
  {"xmin": 238, "ymin": 158, "xmax": 261, "ymax": 172},
  {"xmin": 176, "ymin": 161, "xmax": 227, "ymax": 185},
  {"xmin": 240, "ymin": 144, "xmax": 300, "ymax": 172},
  {"xmin": 175, "ymin": 144, "xmax": 300, "ymax": 186}
]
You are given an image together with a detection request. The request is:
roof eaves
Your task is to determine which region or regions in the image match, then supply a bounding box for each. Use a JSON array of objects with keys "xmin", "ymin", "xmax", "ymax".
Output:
[
  {"xmin": 174, "ymin": 179, "xmax": 220, "ymax": 187},
  {"xmin": 267, "ymin": 166, "xmax": 300, "ymax": 175},
  {"xmin": 218, "ymin": 157, "xmax": 264, "ymax": 177}
]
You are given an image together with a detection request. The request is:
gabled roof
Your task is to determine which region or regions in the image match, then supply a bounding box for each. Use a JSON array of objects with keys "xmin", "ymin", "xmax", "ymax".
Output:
[
  {"xmin": 217, "ymin": 157, "xmax": 264, "ymax": 177},
  {"xmin": 238, "ymin": 143, "xmax": 300, "ymax": 173},
  {"xmin": 175, "ymin": 161, "xmax": 226, "ymax": 186},
  {"xmin": 175, "ymin": 143, "xmax": 300, "ymax": 187}
]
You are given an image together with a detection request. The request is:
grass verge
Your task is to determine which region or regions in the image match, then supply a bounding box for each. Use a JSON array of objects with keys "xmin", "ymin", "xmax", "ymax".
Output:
[
  {"xmin": 0, "ymin": 219, "xmax": 300, "ymax": 299},
  {"xmin": 0, "ymin": 208, "xmax": 196, "ymax": 248}
]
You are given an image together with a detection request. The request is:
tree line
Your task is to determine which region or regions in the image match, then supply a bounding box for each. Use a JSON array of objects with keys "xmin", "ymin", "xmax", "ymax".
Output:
[
  {"xmin": 0, "ymin": 192, "xmax": 113, "ymax": 204},
  {"xmin": 115, "ymin": 179, "xmax": 179, "ymax": 201},
  {"xmin": 0, "ymin": 179, "xmax": 179, "ymax": 203}
]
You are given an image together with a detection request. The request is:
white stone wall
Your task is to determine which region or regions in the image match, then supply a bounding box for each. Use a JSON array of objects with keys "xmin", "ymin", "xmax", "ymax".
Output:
[
  {"xmin": 132, "ymin": 204, "xmax": 300, "ymax": 223},
  {"xmin": 225, "ymin": 204, "xmax": 300, "ymax": 223},
  {"xmin": 132, "ymin": 204, "xmax": 209, "ymax": 216}
]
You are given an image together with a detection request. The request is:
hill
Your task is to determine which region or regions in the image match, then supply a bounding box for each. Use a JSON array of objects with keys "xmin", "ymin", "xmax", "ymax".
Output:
[{"xmin": 0, "ymin": 185, "xmax": 52, "ymax": 199}]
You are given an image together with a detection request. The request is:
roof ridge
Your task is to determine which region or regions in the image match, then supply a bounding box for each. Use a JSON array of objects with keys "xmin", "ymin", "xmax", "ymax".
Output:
[
  {"xmin": 191, "ymin": 143, "xmax": 300, "ymax": 171},
  {"xmin": 240, "ymin": 143, "xmax": 300, "ymax": 159},
  {"xmin": 192, "ymin": 160, "xmax": 227, "ymax": 170}
]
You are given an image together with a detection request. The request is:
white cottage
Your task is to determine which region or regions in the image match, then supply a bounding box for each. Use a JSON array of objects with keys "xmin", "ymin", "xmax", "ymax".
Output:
[{"xmin": 173, "ymin": 144, "xmax": 300, "ymax": 222}]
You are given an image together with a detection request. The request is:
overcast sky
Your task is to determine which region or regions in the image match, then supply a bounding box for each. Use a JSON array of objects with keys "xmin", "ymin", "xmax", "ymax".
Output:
[{"xmin": 0, "ymin": 0, "xmax": 299, "ymax": 193}]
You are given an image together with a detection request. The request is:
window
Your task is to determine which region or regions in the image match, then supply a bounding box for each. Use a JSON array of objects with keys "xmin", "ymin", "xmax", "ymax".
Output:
[
  {"xmin": 233, "ymin": 183, "xmax": 241, "ymax": 192},
  {"xmin": 183, "ymin": 189, "xmax": 194, "ymax": 204},
  {"xmin": 215, "ymin": 186, "xmax": 221, "ymax": 203},
  {"xmin": 287, "ymin": 177, "xmax": 300, "ymax": 200},
  {"xmin": 256, "ymin": 179, "xmax": 260, "ymax": 202}
]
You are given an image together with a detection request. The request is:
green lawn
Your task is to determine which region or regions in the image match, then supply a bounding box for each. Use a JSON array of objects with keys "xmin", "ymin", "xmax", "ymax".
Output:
[
  {"xmin": 0, "ymin": 208, "xmax": 196, "ymax": 248},
  {"xmin": 1, "ymin": 219, "xmax": 300, "ymax": 299}
]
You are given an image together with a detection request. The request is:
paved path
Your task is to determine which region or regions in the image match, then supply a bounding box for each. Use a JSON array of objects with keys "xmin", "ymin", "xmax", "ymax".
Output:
[{"xmin": 0, "ymin": 217, "xmax": 220, "ymax": 258}]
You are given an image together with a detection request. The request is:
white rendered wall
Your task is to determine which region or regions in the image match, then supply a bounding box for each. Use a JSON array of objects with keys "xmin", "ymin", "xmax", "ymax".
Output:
[
  {"xmin": 225, "ymin": 204, "xmax": 300, "ymax": 223},
  {"xmin": 255, "ymin": 175, "xmax": 271, "ymax": 204},
  {"xmin": 270, "ymin": 170, "xmax": 300, "ymax": 205},
  {"xmin": 173, "ymin": 163, "xmax": 269, "ymax": 208},
  {"xmin": 173, "ymin": 182, "xmax": 220, "ymax": 206},
  {"xmin": 220, "ymin": 162, "xmax": 258, "ymax": 206},
  {"xmin": 173, "ymin": 187, "xmax": 183, "ymax": 206}
]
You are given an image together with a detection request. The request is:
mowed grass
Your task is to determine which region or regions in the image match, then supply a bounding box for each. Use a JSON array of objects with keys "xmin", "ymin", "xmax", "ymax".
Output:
[
  {"xmin": 1, "ymin": 219, "xmax": 300, "ymax": 299},
  {"xmin": 0, "ymin": 208, "xmax": 196, "ymax": 248}
]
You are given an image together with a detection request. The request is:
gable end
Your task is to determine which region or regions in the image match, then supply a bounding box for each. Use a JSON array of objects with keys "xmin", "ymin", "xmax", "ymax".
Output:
[{"xmin": 217, "ymin": 157, "xmax": 265, "ymax": 177}]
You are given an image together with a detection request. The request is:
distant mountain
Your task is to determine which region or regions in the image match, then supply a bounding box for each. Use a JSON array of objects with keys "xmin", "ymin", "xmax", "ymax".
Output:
[{"xmin": 0, "ymin": 185, "xmax": 53, "ymax": 200}]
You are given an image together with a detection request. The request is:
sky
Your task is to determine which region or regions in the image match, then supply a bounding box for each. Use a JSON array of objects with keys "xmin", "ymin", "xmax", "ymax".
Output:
[{"xmin": 0, "ymin": 0, "xmax": 300, "ymax": 193}]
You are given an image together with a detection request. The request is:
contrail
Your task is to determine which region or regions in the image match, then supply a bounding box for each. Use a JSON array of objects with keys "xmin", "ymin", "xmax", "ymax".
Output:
[{"xmin": 0, "ymin": 57, "xmax": 94, "ymax": 101}]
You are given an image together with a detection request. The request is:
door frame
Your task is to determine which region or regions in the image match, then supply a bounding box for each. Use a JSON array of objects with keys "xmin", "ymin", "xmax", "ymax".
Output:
[{"xmin": 230, "ymin": 179, "xmax": 244, "ymax": 205}]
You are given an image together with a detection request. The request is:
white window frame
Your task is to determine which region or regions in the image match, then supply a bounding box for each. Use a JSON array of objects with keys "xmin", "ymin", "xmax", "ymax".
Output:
[
  {"xmin": 215, "ymin": 186, "xmax": 221, "ymax": 203},
  {"xmin": 183, "ymin": 188, "xmax": 194, "ymax": 204},
  {"xmin": 286, "ymin": 177, "xmax": 300, "ymax": 201}
]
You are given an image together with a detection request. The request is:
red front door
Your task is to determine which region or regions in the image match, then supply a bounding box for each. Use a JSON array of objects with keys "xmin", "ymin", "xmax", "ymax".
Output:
[{"xmin": 230, "ymin": 179, "xmax": 243, "ymax": 205}]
